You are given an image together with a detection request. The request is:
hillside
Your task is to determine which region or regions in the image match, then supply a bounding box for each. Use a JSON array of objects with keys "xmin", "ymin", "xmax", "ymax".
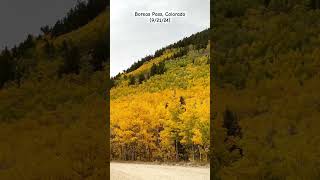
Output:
[
  {"xmin": 110, "ymin": 34, "xmax": 210, "ymax": 162},
  {"xmin": 0, "ymin": 8, "xmax": 109, "ymax": 180},
  {"xmin": 54, "ymin": 12, "xmax": 108, "ymax": 51},
  {"xmin": 212, "ymin": 1, "xmax": 320, "ymax": 179}
]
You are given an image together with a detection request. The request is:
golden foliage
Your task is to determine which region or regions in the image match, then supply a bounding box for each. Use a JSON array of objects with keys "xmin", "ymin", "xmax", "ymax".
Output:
[{"xmin": 111, "ymin": 47, "xmax": 210, "ymax": 162}]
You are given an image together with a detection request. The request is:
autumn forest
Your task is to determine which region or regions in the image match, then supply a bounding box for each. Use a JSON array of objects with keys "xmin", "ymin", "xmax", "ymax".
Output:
[
  {"xmin": 110, "ymin": 32, "xmax": 210, "ymax": 162},
  {"xmin": 1, "ymin": 0, "xmax": 320, "ymax": 179}
]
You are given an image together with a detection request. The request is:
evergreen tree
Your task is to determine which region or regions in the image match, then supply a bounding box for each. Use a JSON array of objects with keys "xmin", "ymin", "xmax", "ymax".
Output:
[
  {"xmin": 150, "ymin": 62, "xmax": 166, "ymax": 77},
  {"xmin": 309, "ymin": 0, "xmax": 320, "ymax": 9},
  {"xmin": 59, "ymin": 41, "xmax": 81, "ymax": 76},
  {"xmin": 264, "ymin": 0, "xmax": 271, "ymax": 7},
  {"xmin": 223, "ymin": 108, "xmax": 241, "ymax": 137},
  {"xmin": 11, "ymin": 46, "xmax": 19, "ymax": 58},
  {"xmin": 44, "ymin": 40, "xmax": 55, "ymax": 58},
  {"xmin": 150, "ymin": 63, "xmax": 157, "ymax": 76},
  {"xmin": 40, "ymin": 25, "xmax": 51, "ymax": 35},
  {"xmin": 124, "ymin": 30, "xmax": 209, "ymax": 74},
  {"xmin": 90, "ymin": 37, "xmax": 108, "ymax": 71},
  {"xmin": 157, "ymin": 62, "xmax": 166, "ymax": 74},
  {"xmin": 128, "ymin": 76, "xmax": 135, "ymax": 85},
  {"xmin": 0, "ymin": 48, "xmax": 15, "ymax": 87},
  {"xmin": 138, "ymin": 74, "xmax": 145, "ymax": 84},
  {"xmin": 49, "ymin": 0, "xmax": 108, "ymax": 37},
  {"xmin": 179, "ymin": 96, "xmax": 186, "ymax": 105}
]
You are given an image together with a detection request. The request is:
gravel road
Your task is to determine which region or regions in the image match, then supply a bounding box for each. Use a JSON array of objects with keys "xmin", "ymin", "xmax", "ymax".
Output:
[{"xmin": 111, "ymin": 162, "xmax": 210, "ymax": 180}]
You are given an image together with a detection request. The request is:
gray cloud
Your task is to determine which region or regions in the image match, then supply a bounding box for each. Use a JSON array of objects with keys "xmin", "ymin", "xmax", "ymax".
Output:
[
  {"xmin": 0, "ymin": 0, "xmax": 78, "ymax": 50},
  {"xmin": 111, "ymin": 0, "xmax": 210, "ymax": 76}
]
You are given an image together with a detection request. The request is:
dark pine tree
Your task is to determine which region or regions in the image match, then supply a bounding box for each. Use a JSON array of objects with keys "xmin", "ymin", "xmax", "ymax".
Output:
[
  {"xmin": 44, "ymin": 40, "xmax": 55, "ymax": 58},
  {"xmin": 150, "ymin": 63, "xmax": 157, "ymax": 76},
  {"xmin": 128, "ymin": 76, "xmax": 135, "ymax": 85},
  {"xmin": 40, "ymin": 25, "xmax": 51, "ymax": 35},
  {"xmin": 150, "ymin": 62, "xmax": 166, "ymax": 77},
  {"xmin": 223, "ymin": 108, "xmax": 242, "ymax": 137},
  {"xmin": 138, "ymin": 74, "xmax": 145, "ymax": 84},
  {"xmin": 310, "ymin": 0, "xmax": 320, "ymax": 9},
  {"xmin": 179, "ymin": 96, "xmax": 186, "ymax": 105},
  {"xmin": 90, "ymin": 37, "xmax": 108, "ymax": 71},
  {"xmin": 59, "ymin": 41, "xmax": 81, "ymax": 76},
  {"xmin": 50, "ymin": 0, "xmax": 108, "ymax": 37},
  {"xmin": 264, "ymin": 0, "xmax": 271, "ymax": 7},
  {"xmin": 0, "ymin": 47, "xmax": 15, "ymax": 87}
]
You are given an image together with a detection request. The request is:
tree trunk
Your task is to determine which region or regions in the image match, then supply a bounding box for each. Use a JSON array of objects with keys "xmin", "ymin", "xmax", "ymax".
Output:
[
  {"xmin": 192, "ymin": 144, "xmax": 195, "ymax": 161},
  {"xmin": 199, "ymin": 145, "xmax": 202, "ymax": 161},
  {"xmin": 175, "ymin": 139, "xmax": 179, "ymax": 161}
]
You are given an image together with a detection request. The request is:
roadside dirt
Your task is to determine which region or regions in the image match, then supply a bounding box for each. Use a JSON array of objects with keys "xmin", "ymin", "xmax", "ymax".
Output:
[{"xmin": 111, "ymin": 162, "xmax": 210, "ymax": 180}]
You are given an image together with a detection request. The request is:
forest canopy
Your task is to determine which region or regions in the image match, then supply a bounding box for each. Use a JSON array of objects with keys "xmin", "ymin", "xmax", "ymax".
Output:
[
  {"xmin": 110, "ymin": 35, "xmax": 210, "ymax": 162},
  {"xmin": 0, "ymin": 1, "xmax": 109, "ymax": 179},
  {"xmin": 211, "ymin": 0, "xmax": 320, "ymax": 179}
]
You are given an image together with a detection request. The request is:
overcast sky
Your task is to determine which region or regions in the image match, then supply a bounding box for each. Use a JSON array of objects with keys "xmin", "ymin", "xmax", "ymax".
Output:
[
  {"xmin": 111, "ymin": 0, "xmax": 210, "ymax": 76},
  {"xmin": 0, "ymin": 0, "xmax": 78, "ymax": 50}
]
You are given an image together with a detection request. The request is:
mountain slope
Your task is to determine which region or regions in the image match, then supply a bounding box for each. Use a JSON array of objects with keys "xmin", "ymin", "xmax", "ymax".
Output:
[
  {"xmin": 110, "ymin": 33, "xmax": 210, "ymax": 162},
  {"xmin": 0, "ymin": 10, "xmax": 109, "ymax": 179},
  {"xmin": 212, "ymin": 1, "xmax": 320, "ymax": 179},
  {"xmin": 54, "ymin": 11, "xmax": 108, "ymax": 50}
]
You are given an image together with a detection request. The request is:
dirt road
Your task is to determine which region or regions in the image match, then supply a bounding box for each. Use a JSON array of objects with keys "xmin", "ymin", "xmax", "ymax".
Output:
[{"xmin": 111, "ymin": 162, "xmax": 210, "ymax": 180}]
